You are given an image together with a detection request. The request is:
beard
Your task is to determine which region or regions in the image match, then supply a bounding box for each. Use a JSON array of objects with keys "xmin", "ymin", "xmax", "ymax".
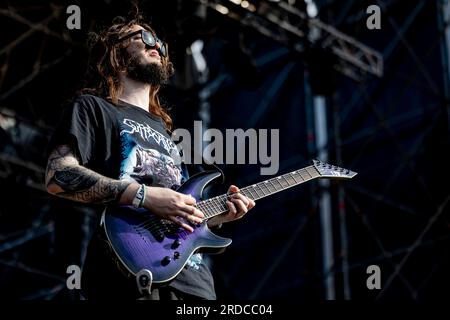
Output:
[{"xmin": 126, "ymin": 53, "xmax": 170, "ymax": 86}]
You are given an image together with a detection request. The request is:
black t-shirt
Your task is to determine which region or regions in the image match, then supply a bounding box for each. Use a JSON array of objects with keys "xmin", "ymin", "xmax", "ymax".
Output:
[{"xmin": 49, "ymin": 94, "xmax": 216, "ymax": 300}]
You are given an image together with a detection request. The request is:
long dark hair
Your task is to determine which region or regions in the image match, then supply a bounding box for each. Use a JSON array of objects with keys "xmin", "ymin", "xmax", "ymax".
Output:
[{"xmin": 83, "ymin": 15, "xmax": 175, "ymax": 131}]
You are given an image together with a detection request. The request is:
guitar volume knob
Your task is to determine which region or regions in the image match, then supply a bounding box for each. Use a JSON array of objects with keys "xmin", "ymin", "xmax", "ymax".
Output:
[
  {"xmin": 171, "ymin": 239, "xmax": 181, "ymax": 249},
  {"xmin": 161, "ymin": 256, "xmax": 172, "ymax": 266}
]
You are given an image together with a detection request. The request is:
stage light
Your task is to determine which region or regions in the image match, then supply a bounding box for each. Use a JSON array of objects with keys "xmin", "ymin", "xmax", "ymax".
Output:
[
  {"xmin": 305, "ymin": 0, "xmax": 318, "ymax": 18},
  {"xmin": 215, "ymin": 4, "xmax": 229, "ymax": 15}
]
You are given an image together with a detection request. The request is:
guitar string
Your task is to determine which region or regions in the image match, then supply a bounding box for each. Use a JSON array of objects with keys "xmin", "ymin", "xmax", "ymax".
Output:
[
  {"xmin": 134, "ymin": 166, "xmax": 318, "ymax": 227},
  {"xmin": 133, "ymin": 165, "xmax": 331, "ymax": 228}
]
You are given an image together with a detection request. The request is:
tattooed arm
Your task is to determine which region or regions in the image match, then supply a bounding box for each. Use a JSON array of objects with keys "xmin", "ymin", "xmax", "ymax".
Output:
[
  {"xmin": 45, "ymin": 144, "xmax": 140, "ymax": 205},
  {"xmin": 46, "ymin": 144, "xmax": 209, "ymax": 231},
  {"xmin": 45, "ymin": 144, "xmax": 254, "ymax": 232}
]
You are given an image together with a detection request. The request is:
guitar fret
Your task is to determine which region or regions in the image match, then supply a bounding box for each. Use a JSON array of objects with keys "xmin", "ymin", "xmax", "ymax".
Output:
[
  {"xmin": 264, "ymin": 180, "xmax": 275, "ymax": 194},
  {"xmin": 218, "ymin": 195, "xmax": 228, "ymax": 213},
  {"xmin": 252, "ymin": 187, "xmax": 261, "ymax": 200},
  {"xmin": 290, "ymin": 172, "xmax": 299, "ymax": 184},
  {"xmin": 220, "ymin": 196, "xmax": 228, "ymax": 212},
  {"xmin": 204, "ymin": 200, "xmax": 215, "ymax": 216},
  {"xmin": 211, "ymin": 198, "xmax": 222, "ymax": 213},
  {"xmin": 256, "ymin": 184, "xmax": 267, "ymax": 197},
  {"xmin": 198, "ymin": 202, "xmax": 208, "ymax": 218},
  {"xmin": 252, "ymin": 187, "xmax": 260, "ymax": 199},
  {"xmin": 256, "ymin": 183, "xmax": 266, "ymax": 199},
  {"xmin": 259, "ymin": 184, "xmax": 268, "ymax": 198},
  {"xmin": 304, "ymin": 168, "xmax": 313, "ymax": 179},
  {"xmin": 307, "ymin": 166, "xmax": 318, "ymax": 178},
  {"xmin": 195, "ymin": 202, "xmax": 203, "ymax": 214},
  {"xmin": 197, "ymin": 202, "xmax": 211, "ymax": 217},
  {"xmin": 219, "ymin": 197, "xmax": 228, "ymax": 212},
  {"xmin": 268, "ymin": 179, "xmax": 277, "ymax": 192},
  {"xmin": 214, "ymin": 197, "xmax": 223, "ymax": 210},
  {"xmin": 299, "ymin": 169, "xmax": 308, "ymax": 181},
  {"xmin": 252, "ymin": 185, "xmax": 263, "ymax": 199},
  {"xmin": 277, "ymin": 176, "xmax": 285, "ymax": 190},
  {"xmin": 284, "ymin": 174, "xmax": 293, "ymax": 185},
  {"xmin": 248, "ymin": 186, "xmax": 257, "ymax": 199},
  {"xmin": 275, "ymin": 177, "xmax": 284, "ymax": 189},
  {"xmin": 214, "ymin": 198, "xmax": 222, "ymax": 215},
  {"xmin": 281, "ymin": 175, "xmax": 291, "ymax": 187},
  {"xmin": 211, "ymin": 200, "xmax": 220, "ymax": 215},
  {"xmin": 260, "ymin": 182, "xmax": 271, "ymax": 196},
  {"xmin": 201, "ymin": 200, "xmax": 210, "ymax": 216},
  {"xmin": 258, "ymin": 184, "xmax": 267, "ymax": 197},
  {"xmin": 208, "ymin": 198, "xmax": 218, "ymax": 215},
  {"xmin": 243, "ymin": 187, "xmax": 255, "ymax": 200},
  {"xmin": 241, "ymin": 189, "xmax": 254, "ymax": 200}
]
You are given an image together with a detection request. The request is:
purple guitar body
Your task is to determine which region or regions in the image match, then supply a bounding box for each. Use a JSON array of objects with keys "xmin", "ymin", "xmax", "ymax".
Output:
[
  {"xmin": 101, "ymin": 160, "xmax": 357, "ymax": 284},
  {"xmin": 102, "ymin": 170, "xmax": 231, "ymax": 284}
]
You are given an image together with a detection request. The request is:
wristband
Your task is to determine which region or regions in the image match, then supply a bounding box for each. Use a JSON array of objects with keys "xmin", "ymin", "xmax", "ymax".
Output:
[{"xmin": 132, "ymin": 184, "xmax": 146, "ymax": 208}]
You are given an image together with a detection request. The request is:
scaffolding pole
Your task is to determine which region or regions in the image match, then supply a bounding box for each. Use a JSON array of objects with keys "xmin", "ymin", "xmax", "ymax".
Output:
[
  {"xmin": 313, "ymin": 95, "xmax": 335, "ymax": 300},
  {"xmin": 332, "ymin": 93, "xmax": 351, "ymax": 300}
]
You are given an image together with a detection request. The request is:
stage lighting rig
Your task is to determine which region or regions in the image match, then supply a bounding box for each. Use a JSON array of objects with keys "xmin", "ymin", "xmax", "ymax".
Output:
[{"xmin": 201, "ymin": 0, "xmax": 383, "ymax": 81}]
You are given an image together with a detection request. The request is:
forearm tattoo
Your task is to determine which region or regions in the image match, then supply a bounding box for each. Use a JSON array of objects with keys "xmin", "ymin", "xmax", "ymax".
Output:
[
  {"xmin": 45, "ymin": 145, "xmax": 130, "ymax": 204},
  {"xmin": 53, "ymin": 168, "xmax": 98, "ymax": 192}
]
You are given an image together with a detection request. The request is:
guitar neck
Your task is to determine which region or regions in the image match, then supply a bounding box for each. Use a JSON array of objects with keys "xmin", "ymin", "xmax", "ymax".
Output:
[{"xmin": 195, "ymin": 165, "xmax": 321, "ymax": 220}]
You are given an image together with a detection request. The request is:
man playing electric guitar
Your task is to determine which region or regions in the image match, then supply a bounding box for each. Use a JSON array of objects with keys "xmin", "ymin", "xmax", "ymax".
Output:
[{"xmin": 45, "ymin": 15, "xmax": 255, "ymax": 300}]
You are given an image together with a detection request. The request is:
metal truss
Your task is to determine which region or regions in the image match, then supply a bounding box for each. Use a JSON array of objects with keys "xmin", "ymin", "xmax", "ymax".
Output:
[
  {"xmin": 0, "ymin": 3, "xmax": 75, "ymax": 110},
  {"xmin": 0, "ymin": 3, "xmax": 78, "ymax": 299},
  {"xmin": 207, "ymin": 0, "xmax": 449, "ymax": 301},
  {"xmin": 327, "ymin": 0, "xmax": 450, "ymax": 301},
  {"xmin": 203, "ymin": 0, "xmax": 383, "ymax": 81}
]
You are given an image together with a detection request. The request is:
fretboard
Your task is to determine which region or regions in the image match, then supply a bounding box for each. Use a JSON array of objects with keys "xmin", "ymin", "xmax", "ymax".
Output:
[{"xmin": 195, "ymin": 165, "xmax": 320, "ymax": 219}]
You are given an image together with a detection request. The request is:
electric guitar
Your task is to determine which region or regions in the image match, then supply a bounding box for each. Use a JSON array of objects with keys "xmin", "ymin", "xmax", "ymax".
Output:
[{"xmin": 102, "ymin": 160, "xmax": 357, "ymax": 284}]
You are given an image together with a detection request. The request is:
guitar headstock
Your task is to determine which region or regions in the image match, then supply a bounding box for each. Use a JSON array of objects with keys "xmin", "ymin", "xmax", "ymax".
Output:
[{"xmin": 313, "ymin": 159, "xmax": 357, "ymax": 179}]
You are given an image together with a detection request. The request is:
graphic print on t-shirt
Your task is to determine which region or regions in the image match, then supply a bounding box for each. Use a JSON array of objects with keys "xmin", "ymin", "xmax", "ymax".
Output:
[
  {"xmin": 121, "ymin": 118, "xmax": 178, "ymax": 155},
  {"xmin": 125, "ymin": 145, "xmax": 182, "ymax": 187},
  {"xmin": 118, "ymin": 118, "xmax": 182, "ymax": 188}
]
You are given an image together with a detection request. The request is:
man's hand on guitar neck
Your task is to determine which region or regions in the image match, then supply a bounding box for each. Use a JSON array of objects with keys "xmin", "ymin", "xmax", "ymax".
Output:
[
  {"xmin": 124, "ymin": 184, "xmax": 255, "ymax": 232},
  {"xmin": 207, "ymin": 185, "xmax": 255, "ymax": 228}
]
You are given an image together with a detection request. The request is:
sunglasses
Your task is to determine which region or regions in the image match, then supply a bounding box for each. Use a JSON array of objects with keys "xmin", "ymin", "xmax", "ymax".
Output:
[{"xmin": 117, "ymin": 29, "xmax": 167, "ymax": 58}]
